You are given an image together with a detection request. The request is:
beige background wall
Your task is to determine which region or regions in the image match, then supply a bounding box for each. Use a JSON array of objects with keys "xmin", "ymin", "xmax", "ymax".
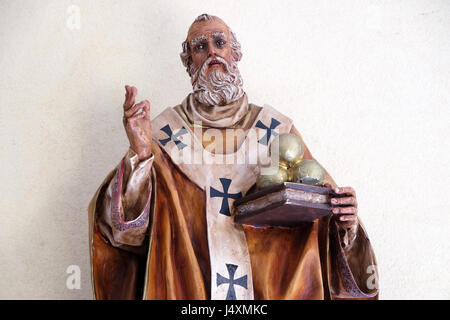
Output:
[{"xmin": 0, "ymin": 0, "xmax": 449, "ymax": 299}]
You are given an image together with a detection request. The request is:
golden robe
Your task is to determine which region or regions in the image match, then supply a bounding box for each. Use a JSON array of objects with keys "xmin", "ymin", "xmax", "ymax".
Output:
[{"xmin": 88, "ymin": 100, "xmax": 378, "ymax": 300}]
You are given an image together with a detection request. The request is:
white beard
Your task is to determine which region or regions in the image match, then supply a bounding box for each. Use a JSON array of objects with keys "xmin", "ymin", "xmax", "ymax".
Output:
[{"xmin": 190, "ymin": 56, "xmax": 244, "ymax": 106}]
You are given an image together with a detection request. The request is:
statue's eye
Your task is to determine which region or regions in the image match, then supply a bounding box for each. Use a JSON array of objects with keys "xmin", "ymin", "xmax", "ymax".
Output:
[
  {"xmin": 216, "ymin": 39, "xmax": 226, "ymax": 48},
  {"xmin": 195, "ymin": 43, "xmax": 206, "ymax": 51}
]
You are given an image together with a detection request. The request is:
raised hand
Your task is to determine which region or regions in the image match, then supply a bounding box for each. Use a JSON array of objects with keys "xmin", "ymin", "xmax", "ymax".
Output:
[{"xmin": 122, "ymin": 85, "xmax": 152, "ymax": 161}]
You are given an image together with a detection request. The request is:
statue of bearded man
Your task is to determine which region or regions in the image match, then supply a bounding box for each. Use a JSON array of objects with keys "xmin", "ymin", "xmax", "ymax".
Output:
[{"xmin": 88, "ymin": 14, "xmax": 379, "ymax": 300}]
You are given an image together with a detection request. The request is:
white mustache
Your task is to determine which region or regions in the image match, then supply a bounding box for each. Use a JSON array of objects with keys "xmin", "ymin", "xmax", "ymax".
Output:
[{"xmin": 191, "ymin": 56, "xmax": 231, "ymax": 85}]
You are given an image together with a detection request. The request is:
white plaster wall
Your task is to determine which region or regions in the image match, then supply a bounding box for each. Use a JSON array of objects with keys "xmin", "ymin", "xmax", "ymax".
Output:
[{"xmin": 0, "ymin": 0, "xmax": 449, "ymax": 299}]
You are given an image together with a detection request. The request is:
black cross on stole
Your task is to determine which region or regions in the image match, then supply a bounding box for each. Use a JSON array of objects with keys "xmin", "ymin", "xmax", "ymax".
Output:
[
  {"xmin": 158, "ymin": 124, "xmax": 188, "ymax": 150},
  {"xmin": 210, "ymin": 178, "xmax": 242, "ymax": 216},
  {"xmin": 255, "ymin": 117, "xmax": 281, "ymax": 145},
  {"xmin": 217, "ymin": 263, "xmax": 248, "ymax": 300}
]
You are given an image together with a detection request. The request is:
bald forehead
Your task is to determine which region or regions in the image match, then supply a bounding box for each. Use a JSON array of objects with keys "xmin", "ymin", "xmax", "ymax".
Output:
[{"xmin": 187, "ymin": 18, "xmax": 230, "ymax": 43}]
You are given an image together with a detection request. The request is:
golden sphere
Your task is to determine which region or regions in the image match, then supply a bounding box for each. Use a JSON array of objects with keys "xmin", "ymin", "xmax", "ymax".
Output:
[
  {"xmin": 270, "ymin": 133, "xmax": 304, "ymax": 166},
  {"xmin": 256, "ymin": 165, "xmax": 289, "ymax": 189},
  {"xmin": 291, "ymin": 159, "xmax": 326, "ymax": 186}
]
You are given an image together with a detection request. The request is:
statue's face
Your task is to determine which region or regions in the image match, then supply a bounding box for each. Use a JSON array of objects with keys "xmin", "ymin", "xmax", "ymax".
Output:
[{"xmin": 187, "ymin": 18, "xmax": 232, "ymax": 76}]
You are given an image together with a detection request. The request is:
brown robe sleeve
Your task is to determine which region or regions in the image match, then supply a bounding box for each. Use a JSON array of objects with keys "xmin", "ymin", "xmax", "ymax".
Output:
[
  {"xmin": 88, "ymin": 149, "xmax": 155, "ymax": 299},
  {"xmin": 290, "ymin": 125, "xmax": 379, "ymax": 299},
  {"xmin": 97, "ymin": 149, "xmax": 153, "ymax": 252}
]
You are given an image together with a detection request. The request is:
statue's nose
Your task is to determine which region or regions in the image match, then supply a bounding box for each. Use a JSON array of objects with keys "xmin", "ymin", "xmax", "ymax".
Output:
[{"xmin": 208, "ymin": 46, "xmax": 216, "ymax": 57}]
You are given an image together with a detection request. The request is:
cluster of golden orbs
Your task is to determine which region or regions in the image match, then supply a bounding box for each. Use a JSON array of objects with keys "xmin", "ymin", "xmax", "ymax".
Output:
[{"xmin": 256, "ymin": 133, "xmax": 326, "ymax": 189}]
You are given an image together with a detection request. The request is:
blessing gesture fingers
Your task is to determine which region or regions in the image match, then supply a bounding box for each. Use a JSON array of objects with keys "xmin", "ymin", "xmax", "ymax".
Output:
[{"xmin": 122, "ymin": 85, "xmax": 153, "ymax": 161}]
